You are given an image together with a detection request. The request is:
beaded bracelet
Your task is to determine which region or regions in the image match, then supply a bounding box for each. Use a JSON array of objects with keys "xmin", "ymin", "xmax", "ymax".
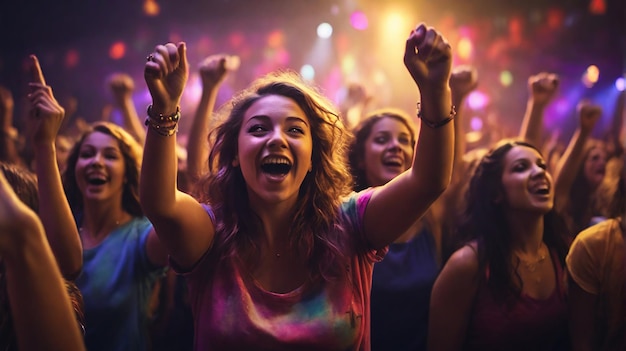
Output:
[
  {"xmin": 416, "ymin": 102, "xmax": 456, "ymax": 129},
  {"xmin": 147, "ymin": 105, "xmax": 181, "ymax": 123},
  {"xmin": 145, "ymin": 117, "xmax": 178, "ymax": 136},
  {"xmin": 145, "ymin": 105, "xmax": 180, "ymax": 137}
]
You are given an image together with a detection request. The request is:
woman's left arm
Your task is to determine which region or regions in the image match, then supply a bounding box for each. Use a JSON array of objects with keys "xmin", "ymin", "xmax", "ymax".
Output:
[{"xmin": 364, "ymin": 24, "xmax": 454, "ymax": 249}]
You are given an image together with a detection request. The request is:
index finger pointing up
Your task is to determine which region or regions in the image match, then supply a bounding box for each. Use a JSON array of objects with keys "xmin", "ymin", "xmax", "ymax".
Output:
[{"xmin": 29, "ymin": 55, "xmax": 47, "ymax": 85}]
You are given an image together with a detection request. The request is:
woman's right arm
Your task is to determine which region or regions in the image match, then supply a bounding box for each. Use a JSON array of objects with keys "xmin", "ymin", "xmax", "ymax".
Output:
[
  {"xmin": 141, "ymin": 42, "xmax": 215, "ymax": 269},
  {"xmin": 428, "ymin": 245, "xmax": 480, "ymax": 351}
]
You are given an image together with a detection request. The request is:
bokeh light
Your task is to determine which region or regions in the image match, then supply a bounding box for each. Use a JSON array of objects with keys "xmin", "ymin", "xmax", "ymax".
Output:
[
  {"xmin": 317, "ymin": 23, "xmax": 333, "ymax": 39},
  {"xmin": 109, "ymin": 41, "xmax": 126, "ymax": 60},
  {"xmin": 616, "ymin": 77, "xmax": 625, "ymax": 91},
  {"xmin": 582, "ymin": 65, "xmax": 600, "ymax": 88},
  {"xmin": 350, "ymin": 11, "xmax": 368, "ymax": 31},
  {"xmin": 470, "ymin": 116, "xmax": 483, "ymax": 131},
  {"xmin": 143, "ymin": 0, "xmax": 160, "ymax": 16},
  {"xmin": 499, "ymin": 70, "xmax": 513, "ymax": 87},
  {"xmin": 457, "ymin": 38, "xmax": 473, "ymax": 60},
  {"xmin": 300, "ymin": 64, "xmax": 315, "ymax": 81},
  {"xmin": 64, "ymin": 49, "xmax": 80, "ymax": 68},
  {"xmin": 467, "ymin": 91, "xmax": 489, "ymax": 110}
]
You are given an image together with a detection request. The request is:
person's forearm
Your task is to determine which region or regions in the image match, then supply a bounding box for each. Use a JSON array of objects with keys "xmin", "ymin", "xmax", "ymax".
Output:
[
  {"xmin": 519, "ymin": 99, "xmax": 548, "ymax": 148},
  {"xmin": 450, "ymin": 95, "xmax": 466, "ymax": 185},
  {"xmin": 412, "ymin": 88, "xmax": 455, "ymax": 196},
  {"xmin": 2, "ymin": 223, "xmax": 85, "ymax": 351},
  {"xmin": 187, "ymin": 85, "xmax": 219, "ymax": 184},
  {"xmin": 140, "ymin": 111, "xmax": 181, "ymax": 217},
  {"xmin": 34, "ymin": 142, "xmax": 82, "ymax": 279},
  {"xmin": 118, "ymin": 97, "xmax": 145, "ymax": 144}
]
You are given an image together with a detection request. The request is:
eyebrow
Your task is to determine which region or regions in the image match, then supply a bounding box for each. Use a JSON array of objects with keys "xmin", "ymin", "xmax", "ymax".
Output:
[
  {"xmin": 80, "ymin": 145, "xmax": 121, "ymax": 153},
  {"xmin": 248, "ymin": 115, "xmax": 309, "ymax": 127}
]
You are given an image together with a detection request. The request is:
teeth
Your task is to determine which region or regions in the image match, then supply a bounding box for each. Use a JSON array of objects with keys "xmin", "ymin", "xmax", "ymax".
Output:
[
  {"xmin": 384, "ymin": 156, "xmax": 403, "ymax": 163},
  {"xmin": 262, "ymin": 156, "xmax": 291, "ymax": 166}
]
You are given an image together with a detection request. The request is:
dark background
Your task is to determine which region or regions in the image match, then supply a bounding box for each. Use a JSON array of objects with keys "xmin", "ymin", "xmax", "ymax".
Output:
[{"xmin": 0, "ymin": 0, "xmax": 624, "ymax": 141}]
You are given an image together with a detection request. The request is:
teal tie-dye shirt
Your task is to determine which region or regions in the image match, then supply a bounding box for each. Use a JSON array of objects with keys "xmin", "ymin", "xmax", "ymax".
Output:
[{"xmin": 178, "ymin": 190, "xmax": 385, "ymax": 350}]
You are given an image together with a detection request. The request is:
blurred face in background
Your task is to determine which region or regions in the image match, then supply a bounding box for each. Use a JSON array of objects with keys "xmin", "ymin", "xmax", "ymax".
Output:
[
  {"xmin": 361, "ymin": 116, "xmax": 414, "ymax": 187},
  {"xmin": 583, "ymin": 145, "xmax": 607, "ymax": 188}
]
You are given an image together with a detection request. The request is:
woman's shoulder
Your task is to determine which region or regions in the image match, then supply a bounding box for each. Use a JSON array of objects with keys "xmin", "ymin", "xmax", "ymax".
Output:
[
  {"xmin": 444, "ymin": 242, "xmax": 480, "ymax": 276},
  {"xmin": 573, "ymin": 218, "xmax": 621, "ymax": 248}
]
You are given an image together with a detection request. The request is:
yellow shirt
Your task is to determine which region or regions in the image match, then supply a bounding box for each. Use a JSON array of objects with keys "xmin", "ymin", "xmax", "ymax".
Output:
[{"xmin": 566, "ymin": 218, "xmax": 625, "ymax": 350}]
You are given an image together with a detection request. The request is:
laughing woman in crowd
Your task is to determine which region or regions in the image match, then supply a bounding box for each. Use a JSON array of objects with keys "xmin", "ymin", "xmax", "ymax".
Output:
[
  {"xmin": 26, "ymin": 55, "xmax": 168, "ymax": 351},
  {"xmin": 429, "ymin": 139, "xmax": 570, "ymax": 351},
  {"xmin": 140, "ymin": 23, "xmax": 454, "ymax": 350}
]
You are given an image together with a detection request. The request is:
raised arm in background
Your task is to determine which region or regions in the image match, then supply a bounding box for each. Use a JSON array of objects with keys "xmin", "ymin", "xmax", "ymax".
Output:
[
  {"xmin": 339, "ymin": 82, "xmax": 372, "ymax": 131},
  {"xmin": 109, "ymin": 73, "xmax": 146, "ymax": 144},
  {"xmin": 187, "ymin": 54, "xmax": 239, "ymax": 186},
  {"xmin": 448, "ymin": 65, "xmax": 478, "ymax": 184},
  {"xmin": 518, "ymin": 72, "xmax": 559, "ymax": 148},
  {"xmin": 27, "ymin": 55, "xmax": 82, "ymax": 279},
  {"xmin": 553, "ymin": 101, "xmax": 602, "ymax": 213}
]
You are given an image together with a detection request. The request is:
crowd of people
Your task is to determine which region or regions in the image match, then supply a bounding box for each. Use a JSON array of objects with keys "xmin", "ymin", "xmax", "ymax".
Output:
[{"xmin": 0, "ymin": 21, "xmax": 624, "ymax": 351}]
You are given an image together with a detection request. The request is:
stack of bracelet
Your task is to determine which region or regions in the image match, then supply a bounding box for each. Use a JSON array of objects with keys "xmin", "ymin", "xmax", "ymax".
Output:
[
  {"xmin": 144, "ymin": 105, "xmax": 180, "ymax": 136},
  {"xmin": 416, "ymin": 102, "xmax": 456, "ymax": 129}
]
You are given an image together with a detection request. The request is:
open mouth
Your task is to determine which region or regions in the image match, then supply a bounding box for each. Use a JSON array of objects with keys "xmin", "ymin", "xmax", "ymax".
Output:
[
  {"xmin": 382, "ymin": 156, "xmax": 403, "ymax": 167},
  {"xmin": 530, "ymin": 183, "xmax": 550, "ymax": 195},
  {"xmin": 261, "ymin": 156, "xmax": 292, "ymax": 176},
  {"xmin": 86, "ymin": 175, "xmax": 107, "ymax": 186}
]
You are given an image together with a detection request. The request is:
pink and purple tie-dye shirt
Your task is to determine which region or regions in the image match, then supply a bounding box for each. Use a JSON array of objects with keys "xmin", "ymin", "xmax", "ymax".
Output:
[{"xmin": 177, "ymin": 190, "xmax": 385, "ymax": 351}]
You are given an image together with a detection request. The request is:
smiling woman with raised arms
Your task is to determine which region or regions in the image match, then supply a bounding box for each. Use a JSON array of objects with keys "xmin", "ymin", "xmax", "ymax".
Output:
[{"xmin": 140, "ymin": 23, "xmax": 454, "ymax": 350}]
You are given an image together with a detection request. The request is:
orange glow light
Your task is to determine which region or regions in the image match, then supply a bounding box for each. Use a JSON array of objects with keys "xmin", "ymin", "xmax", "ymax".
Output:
[
  {"xmin": 143, "ymin": 0, "xmax": 160, "ymax": 16},
  {"xmin": 109, "ymin": 42, "xmax": 126, "ymax": 60}
]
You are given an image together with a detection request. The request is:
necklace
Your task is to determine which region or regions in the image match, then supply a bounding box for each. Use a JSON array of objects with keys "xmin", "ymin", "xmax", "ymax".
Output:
[{"xmin": 515, "ymin": 242, "xmax": 547, "ymax": 273}]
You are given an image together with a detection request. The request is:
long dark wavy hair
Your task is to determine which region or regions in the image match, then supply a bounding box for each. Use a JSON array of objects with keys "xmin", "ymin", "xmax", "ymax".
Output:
[
  {"xmin": 348, "ymin": 108, "xmax": 416, "ymax": 192},
  {"xmin": 196, "ymin": 71, "xmax": 354, "ymax": 281},
  {"xmin": 62, "ymin": 122, "xmax": 143, "ymax": 217},
  {"xmin": 457, "ymin": 139, "xmax": 569, "ymax": 300}
]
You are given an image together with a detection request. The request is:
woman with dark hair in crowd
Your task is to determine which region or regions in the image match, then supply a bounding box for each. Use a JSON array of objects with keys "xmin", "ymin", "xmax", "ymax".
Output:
[{"xmin": 429, "ymin": 139, "xmax": 570, "ymax": 351}]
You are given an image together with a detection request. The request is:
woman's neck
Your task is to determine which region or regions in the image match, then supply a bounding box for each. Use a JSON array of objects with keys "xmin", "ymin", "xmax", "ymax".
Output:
[
  {"xmin": 506, "ymin": 211, "xmax": 545, "ymax": 254},
  {"xmin": 81, "ymin": 201, "xmax": 132, "ymax": 240}
]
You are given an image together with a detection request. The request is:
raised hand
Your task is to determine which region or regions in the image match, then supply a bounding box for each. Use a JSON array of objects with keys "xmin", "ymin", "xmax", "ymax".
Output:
[
  {"xmin": 528, "ymin": 72, "xmax": 559, "ymax": 106},
  {"xmin": 26, "ymin": 55, "xmax": 65, "ymax": 147},
  {"xmin": 199, "ymin": 54, "xmax": 239, "ymax": 88},
  {"xmin": 404, "ymin": 24, "xmax": 452, "ymax": 92},
  {"xmin": 144, "ymin": 42, "xmax": 189, "ymax": 115},
  {"xmin": 577, "ymin": 100, "xmax": 602, "ymax": 133},
  {"xmin": 108, "ymin": 73, "xmax": 135, "ymax": 105},
  {"xmin": 449, "ymin": 65, "xmax": 478, "ymax": 102}
]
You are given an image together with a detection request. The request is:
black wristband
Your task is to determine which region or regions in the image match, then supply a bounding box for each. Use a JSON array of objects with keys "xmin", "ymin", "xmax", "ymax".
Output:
[{"xmin": 416, "ymin": 103, "xmax": 456, "ymax": 129}]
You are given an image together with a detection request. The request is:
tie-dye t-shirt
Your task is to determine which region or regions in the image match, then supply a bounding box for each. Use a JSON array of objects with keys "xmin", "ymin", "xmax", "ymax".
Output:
[{"xmin": 177, "ymin": 190, "xmax": 384, "ymax": 351}]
